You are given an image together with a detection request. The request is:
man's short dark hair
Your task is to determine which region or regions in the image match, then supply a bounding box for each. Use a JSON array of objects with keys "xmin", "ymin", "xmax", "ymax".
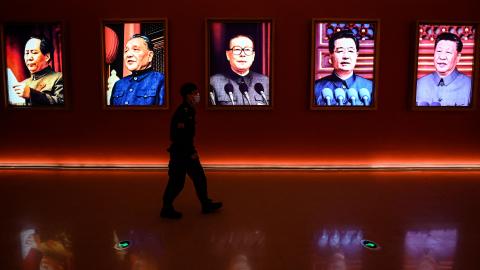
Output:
[
  {"xmin": 435, "ymin": 32, "xmax": 463, "ymax": 53},
  {"xmin": 131, "ymin": 34, "xmax": 154, "ymax": 51},
  {"xmin": 225, "ymin": 34, "xmax": 255, "ymax": 50},
  {"xmin": 29, "ymin": 36, "xmax": 54, "ymax": 62},
  {"xmin": 180, "ymin": 83, "xmax": 197, "ymax": 98},
  {"xmin": 328, "ymin": 30, "xmax": 360, "ymax": 53}
]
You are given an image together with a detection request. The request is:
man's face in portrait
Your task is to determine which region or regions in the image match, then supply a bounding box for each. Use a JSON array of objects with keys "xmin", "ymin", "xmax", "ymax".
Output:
[
  {"xmin": 124, "ymin": 37, "xmax": 153, "ymax": 72},
  {"xmin": 24, "ymin": 38, "xmax": 50, "ymax": 74},
  {"xmin": 330, "ymin": 37, "xmax": 358, "ymax": 74},
  {"xmin": 434, "ymin": 40, "xmax": 460, "ymax": 77},
  {"xmin": 226, "ymin": 36, "xmax": 255, "ymax": 75}
]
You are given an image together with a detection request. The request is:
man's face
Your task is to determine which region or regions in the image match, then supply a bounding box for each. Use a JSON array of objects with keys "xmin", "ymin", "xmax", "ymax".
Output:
[
  {"xmin": 187, "ymin": 89, "xmax": 200, "ymax": 104},
  {"xmin": 124, "ymin": 37, "xmax": 153, "ymax": 72},
  {"xmin": 24, "ymin": 38, "xmax": 50, "ymax": 74},
  {"xmin": 330, "ymin": 37, "xmax": 358, "ymax": 73},
  {"xmin": 226, "ymin": 36, "xmax": 255, "ymax": 75},
  {"xmin": 434, "ymin": 40, "xmax": 460, "ymax": 77}
]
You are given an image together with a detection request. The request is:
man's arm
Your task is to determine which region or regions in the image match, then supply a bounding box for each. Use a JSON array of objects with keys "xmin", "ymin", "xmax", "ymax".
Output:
[
  {"xmin": 170, "ymin": 108, "xmax": 196, "ymax": 157},
  {"xmin": 157, "ymin": 76, "xmax": 165, "ymax": 106},
  {"xmin": 30, "ymin": 75, "xmax": 64, "ymax": 105},
  {"xmin": 416, "ymin": 76, "xmax": 431, "ymax": 105}
]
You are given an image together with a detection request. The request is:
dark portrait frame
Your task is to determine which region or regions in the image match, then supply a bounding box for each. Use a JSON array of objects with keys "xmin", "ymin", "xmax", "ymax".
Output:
[
  {"xmin": 310, "ymin": 19, "xmax": 380, "ymax": 111},
  {"xmin": 205, "ymin": 18, "xmax": 274, "ymax": 110},
  {"xmin": 101, "ymin": 19, "xmax": 169, "ymax": 110},
  {"xmin": 1, "ymin": 21, "xmax": 69, "ymax": 110},
  {"xmin": 412, "ymin": 21, "xmax": 478, "ymax": 111},
  {"xmin": 0, "ymin": 24, "xmax": 4, "ymax": 111}
]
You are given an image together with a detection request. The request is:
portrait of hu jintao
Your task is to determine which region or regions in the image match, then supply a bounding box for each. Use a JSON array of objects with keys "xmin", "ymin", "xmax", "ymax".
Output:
[
  {"xmin": 311, "ymin": 20, "xmax": 379, "ymax": 110},
  {"xmin": 207, "ymin": 19, "xmax": 273, "ymax": 109}
]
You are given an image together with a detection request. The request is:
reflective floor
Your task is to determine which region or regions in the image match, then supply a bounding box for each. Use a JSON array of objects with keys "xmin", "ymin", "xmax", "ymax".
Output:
[{"xmin": 1, "ymin": 169, "xmax": 480, "ymax": 270}]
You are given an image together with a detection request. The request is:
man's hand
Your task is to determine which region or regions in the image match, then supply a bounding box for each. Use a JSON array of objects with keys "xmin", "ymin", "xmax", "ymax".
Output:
[{"xmin": 13, "ymin": 83, "xmax": 31, "ymax": 98}]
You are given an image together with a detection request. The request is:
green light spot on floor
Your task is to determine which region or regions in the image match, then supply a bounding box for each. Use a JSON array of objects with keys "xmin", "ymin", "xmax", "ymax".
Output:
[
  {"xmin": 361, "ymin": 240, "xmax": 379, "ymax": 250},
  {"xmin": 118, "ymin": 240, "xmax": 130, "ymax": 248}
]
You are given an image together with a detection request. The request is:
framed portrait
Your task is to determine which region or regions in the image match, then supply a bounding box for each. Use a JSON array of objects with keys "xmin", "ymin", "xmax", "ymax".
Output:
[
  {"xmin": 412, "ymin": 22, "xmax": 477, "ymax": 109},
  {"xmin": 311, "ymin": 19, "xmax": 379, "ymax": 110},
  {"xmin": 101, "ymin": 19, "xmax": 168, "ymax": 109},
  {"xmin": 206, "ymin": 19, "xmax": 273, "ymax": 109},
  {"xmin": 1, "ymin": 22, "xmax": 67, "ymax": 109}
]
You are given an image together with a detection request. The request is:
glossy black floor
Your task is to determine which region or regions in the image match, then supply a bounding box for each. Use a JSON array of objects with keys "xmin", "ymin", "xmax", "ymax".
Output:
[{"xmin": 1, "ymin": 169, "xmax": 479, "ymax": 270}]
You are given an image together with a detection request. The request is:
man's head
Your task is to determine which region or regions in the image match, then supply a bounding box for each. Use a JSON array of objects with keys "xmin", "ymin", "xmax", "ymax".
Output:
[
  {"xmin": 24, "ymin": 36, "xmax": 53, "ymax": 74},
  {"xmin": 433, "ymin": 32, "xmax": 463, "ymax": 77},
  {"xmin": 225, "ymin": 35, "xmax": 255, "ymax": 76},
  {"xmin": 181, "ymin": 82, "xmax": 200, "ymax": 104},
  {"xmin": 124, "ymin": 34, "xmax": 154, "ymax": 72},
  {"xmin": 329, "ymin": 30, "xmax": 360, "ymax": 77}
]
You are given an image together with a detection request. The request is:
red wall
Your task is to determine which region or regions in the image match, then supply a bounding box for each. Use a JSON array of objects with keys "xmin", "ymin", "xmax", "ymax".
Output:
[{"xmin": 0, "ymin": 0, "xmax": 479, "ymax": 166}]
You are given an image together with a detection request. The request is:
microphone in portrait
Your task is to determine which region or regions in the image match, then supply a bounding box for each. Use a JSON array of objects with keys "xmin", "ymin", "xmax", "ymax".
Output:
[
  {"xmin": 358, "ymin": 88, "xmax": 371, "ymax": 106},
  {"xmin": 209, "ymin": 85, "xmax": 216, "ymax": 105},
  {"xmin": 334, "ymin": 88, "xmax": 346, "ymax": 106},
  {"xmin": 254, "ymin": 83, "xmax": 268, "ymax": 105},
  {"xmin": 239, "ymin": 83, "xmax": 251, "ymax": 105},
  {"xmin": 224, "ymin": 83, "xmax": 235, "ymax": 105},
  {"xmin": 320, "ymin": 88, "xmax": 333, "ymax": 106},
  {"xmin": 346, "ymin": 88, "xmax": 359, "ymax": 106}
]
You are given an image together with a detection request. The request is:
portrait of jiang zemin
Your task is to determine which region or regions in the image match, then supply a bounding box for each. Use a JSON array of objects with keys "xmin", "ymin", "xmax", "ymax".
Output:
[
  {"xmin": 312, "ymin": 21, "xmax": 378, "ymax": 109},
  {"xmin": 207, "ymin": 20, "xmax": 272, "ymax": 108},
  {"xmin": 3, "ymin": 22, "xmax": 66, "ymax": 107},
  {"xmin": 414, "ymin": 24, "xmax": 477, "ymax": 108},
  {"xmin": 103, "ymin": 21, "xmax": 168, "ymax": 108}
]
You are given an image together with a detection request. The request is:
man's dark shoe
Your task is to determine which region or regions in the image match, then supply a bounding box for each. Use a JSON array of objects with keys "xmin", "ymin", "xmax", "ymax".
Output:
[
  {"xmin": 202, "ymin": 201, "xmax": 223, "ymax": 214},
  {"xmin": 160, "ymin": 207, "xmax": 183, "ymax": 219}
]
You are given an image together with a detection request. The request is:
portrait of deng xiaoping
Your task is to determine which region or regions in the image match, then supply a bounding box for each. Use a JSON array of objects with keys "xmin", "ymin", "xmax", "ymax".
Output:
[
  {"xmin": 103, "ymin": 20, "xmax": 168, "ymax": 108},
  {"xmin": 414, "ymin": 23, "xmax": 476, "ymax": 108},
  {"xmin": 207, "ymin": 19, "xmax": 273, "ymax": 108},
  {"xmin": 3, "ymin": 22, "xmax": 66, "ymax": 108},
  {"xmin": 311, "ymin": 21, "xmax": 378, "ymax": 109}
]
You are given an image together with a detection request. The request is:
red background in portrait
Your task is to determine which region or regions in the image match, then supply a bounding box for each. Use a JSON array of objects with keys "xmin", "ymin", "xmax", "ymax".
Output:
[{"xmin": 416, "ymin": 24, "xmax": 476, "ymax": 78}]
